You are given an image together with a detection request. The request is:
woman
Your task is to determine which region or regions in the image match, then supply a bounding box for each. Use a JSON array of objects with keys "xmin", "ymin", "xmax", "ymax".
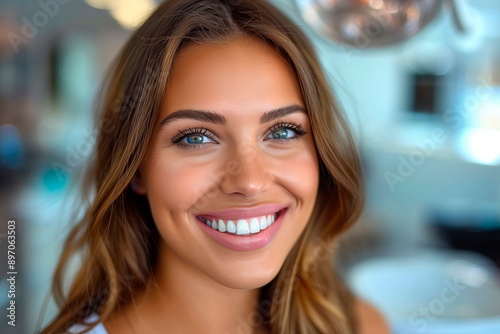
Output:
[{"xmin": 42, "ymin": 0, "xmax": 388, "ymax": 333}]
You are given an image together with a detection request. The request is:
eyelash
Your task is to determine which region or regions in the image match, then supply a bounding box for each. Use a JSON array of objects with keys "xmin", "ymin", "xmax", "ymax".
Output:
[
  {"xmin": 171, "ymin": 122, "xmax": 307, "ymax": 149},
  {"xmin": 171, "ymin": 128, "xmax": 217, "ymax": 149},
  {"xmin": 267, "ymin": 122, "xmax": 307, "ymax": 142}
]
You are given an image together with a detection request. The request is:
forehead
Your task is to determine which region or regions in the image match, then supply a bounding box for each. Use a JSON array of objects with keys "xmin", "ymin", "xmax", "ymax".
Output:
[{"xmin": 162, "ymin": 36, "xmax": 304, "ymax": 117}]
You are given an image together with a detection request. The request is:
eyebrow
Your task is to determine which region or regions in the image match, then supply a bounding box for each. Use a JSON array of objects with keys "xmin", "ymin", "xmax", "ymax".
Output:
[
  {"xmin": 159, "ymin": 104, "xmax": 306, "ymax": 127},
  {"xmin": 159, "ymin": 109, "xmax": 227, "ymax": 127},
  {"xmin": 259, "ymin": 105, "xmax": 307, "ymax": 123}
]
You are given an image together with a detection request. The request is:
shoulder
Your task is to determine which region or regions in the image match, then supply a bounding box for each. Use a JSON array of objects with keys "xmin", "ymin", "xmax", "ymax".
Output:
[
  {"xmin": 67, "ymin": 314, "xmax": 108, "ymax": 334},
  {"xmin": 354, "ymin": 298, "xmax": 391, "ymax": 334}
]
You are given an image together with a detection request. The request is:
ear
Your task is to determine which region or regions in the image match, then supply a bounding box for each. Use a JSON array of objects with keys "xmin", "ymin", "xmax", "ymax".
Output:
[{"xmin": 130, "ymin": 173, "xmax": 147, "ymax": 195}]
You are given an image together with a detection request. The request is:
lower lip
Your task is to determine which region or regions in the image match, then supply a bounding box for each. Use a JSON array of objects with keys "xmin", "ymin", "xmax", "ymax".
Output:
[{"xmin": 197, "ymin": 209, "xmax": 287, "ymax": 252}]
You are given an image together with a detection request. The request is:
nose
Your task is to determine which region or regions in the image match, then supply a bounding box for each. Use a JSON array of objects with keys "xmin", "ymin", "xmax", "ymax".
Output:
[{"xmin": 218, "ymin": 146, "xmax": 273, "ymax": 199}]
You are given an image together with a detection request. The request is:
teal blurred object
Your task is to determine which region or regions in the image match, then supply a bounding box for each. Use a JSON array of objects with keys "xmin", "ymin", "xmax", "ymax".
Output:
[
  {"xmin": 41, "ymin": 167, "xmax": 68, "ymax": 192},
  {"xmin": 0, "ymin": 124, "xmax": 23, "ymax": 170}
]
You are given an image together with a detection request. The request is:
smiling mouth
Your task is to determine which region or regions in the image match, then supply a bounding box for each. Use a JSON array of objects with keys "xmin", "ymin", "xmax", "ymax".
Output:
[{"xmin": 197, "ymin": 209, "xmax": 286, "ymax": 235}]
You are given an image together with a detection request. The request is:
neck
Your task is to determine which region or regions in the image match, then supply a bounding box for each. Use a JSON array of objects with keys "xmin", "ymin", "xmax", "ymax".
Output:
[{"xmin": 127, "ymin": 242, "xmax": 270, "ymax": 334}]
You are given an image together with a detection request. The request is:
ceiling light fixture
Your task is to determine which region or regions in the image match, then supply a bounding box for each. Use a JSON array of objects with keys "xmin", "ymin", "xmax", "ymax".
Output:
[{"xmin": 295, "ymin": 0, "xmax": 467, "ymax": 48}]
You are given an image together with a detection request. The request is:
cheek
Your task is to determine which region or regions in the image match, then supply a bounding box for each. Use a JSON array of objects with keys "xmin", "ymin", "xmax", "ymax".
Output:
[
  {"xmin": 292, "ymin": 152, "xmax": 319, "ymax": 197},
  {"xmin": 271, "ymin": 144, "xmax": 319, "ymax": 205},
  {"xmin": 144, "ymin": 156, "xmax": 217, "ymax": 214}
]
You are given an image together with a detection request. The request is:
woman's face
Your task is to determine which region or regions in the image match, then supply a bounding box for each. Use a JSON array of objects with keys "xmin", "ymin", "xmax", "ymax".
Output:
[{"xmin": 137, "ymin": 36, "xmax": 319, "ymax": 289}]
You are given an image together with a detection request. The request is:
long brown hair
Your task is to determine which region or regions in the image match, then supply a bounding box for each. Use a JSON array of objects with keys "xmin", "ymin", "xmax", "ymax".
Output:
[{"xmin": 41, "ymin": 0, "xmax": 363, "ymax": 333}]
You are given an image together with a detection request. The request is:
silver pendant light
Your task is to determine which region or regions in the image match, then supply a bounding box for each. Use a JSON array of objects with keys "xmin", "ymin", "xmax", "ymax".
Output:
[{"xmin": 295, "ymin": 0, "xmax": 467, "ymax": 48}]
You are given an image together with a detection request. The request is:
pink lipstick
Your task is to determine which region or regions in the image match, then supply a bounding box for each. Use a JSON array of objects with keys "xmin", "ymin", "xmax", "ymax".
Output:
[{"xmin": 196, "ymin": 204, "xmax": 288, "ymax": 252}]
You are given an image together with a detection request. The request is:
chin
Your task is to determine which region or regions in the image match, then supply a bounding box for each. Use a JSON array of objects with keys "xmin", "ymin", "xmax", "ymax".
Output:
[{"xmin": 209, "ymin": 262, "xmax": 282, "ymax": 290}]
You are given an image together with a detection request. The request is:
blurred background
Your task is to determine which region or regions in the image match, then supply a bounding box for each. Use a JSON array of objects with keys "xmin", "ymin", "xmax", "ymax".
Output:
[{"xmin": 0, "ymin": 0, "xmax": 499, "ymax": 333}]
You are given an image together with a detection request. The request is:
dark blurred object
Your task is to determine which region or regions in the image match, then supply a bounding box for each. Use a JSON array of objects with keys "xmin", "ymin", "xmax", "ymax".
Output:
[
  {"xmin": 295, "ymin": 0, "xmax": 467, "ymax": 48},
  {"xmin": 409, "ymin": 72, "xmax": 440, "ymax": 114},
  {"xmin": 431, "ymin": 206, "xmax": 500, "ymax": 267},
  {"xmin": 404, "ymin": 42, "xmax": 460, "ymax": 116}
]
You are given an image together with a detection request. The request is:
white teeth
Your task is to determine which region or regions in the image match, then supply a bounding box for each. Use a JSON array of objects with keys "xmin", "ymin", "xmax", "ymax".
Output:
[
  {"xmin": 236, "ymin": 219, "xmax": 250, "ymax": 235},
  {"xmin": 249, "ymin": 218, "xmax": 260, "ymax": 233},
  {"xmin": 227, "ymin": 220, "xmax": 237, "ymax": 233},
  {"xmin": 218, "ymin": 219, "xmax": 226, "ymax": 232},
  {"xmin": 260, "ymin": 216, "xmax": 267, "ymax": 230},
  {"xmin": 200, "ymin": 213, "xmax": 280, "ymax": 235}
]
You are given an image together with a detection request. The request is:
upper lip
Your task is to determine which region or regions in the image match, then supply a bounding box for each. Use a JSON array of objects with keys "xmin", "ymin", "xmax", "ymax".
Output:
[{"xmin": 196, "ymin": 203, "xmax": 288, "ymax": 220}]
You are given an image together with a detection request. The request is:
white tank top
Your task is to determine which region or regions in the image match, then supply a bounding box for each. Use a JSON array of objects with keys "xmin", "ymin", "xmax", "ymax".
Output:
[{"xmin": 67, "ymin": 314, "xmax": 108, "ymax": 334}]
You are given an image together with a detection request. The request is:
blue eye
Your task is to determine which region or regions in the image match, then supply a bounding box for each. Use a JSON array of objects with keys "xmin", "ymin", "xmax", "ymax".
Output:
[
  {"xmin": 182, "ymin": 134, "xmax": 214, "ymax": 145},
  {"xmin": 171, "ymin": 128, "xmax": 217, "ymax": 148},
  {"xmin": 269, "ymin": 128, "xmax": 295, "ymax": 139},
  {"xmin": 266, "ymin": 122, "xmax": 306, "ymax": 141}
]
